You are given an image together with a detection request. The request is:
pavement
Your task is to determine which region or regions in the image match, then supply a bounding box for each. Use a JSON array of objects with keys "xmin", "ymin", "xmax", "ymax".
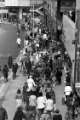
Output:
[
  {"xmin": 63, "ymin": 15, "xmax": 75, "ymax": 62},
  {"xmin": 0, "ymin": 69, "xmax": 67, "ymax": 120},
  {"xmin": 2, "ymin": 74, "xmax": 26, "ymax": 120},
  {"xmin": 0, "ymin": 16, "xmax": 74, "ymax": 120},
  {"xmin": 0, "ymin": 62, "xmax": 67, "ymax": 120},
  {"xmin": 63, "ymin": 14, "xmax": 75, "ymax": 81},
  {"xmin": 54, "ymin": 70, "xmax": 67, "ymax": 120}
]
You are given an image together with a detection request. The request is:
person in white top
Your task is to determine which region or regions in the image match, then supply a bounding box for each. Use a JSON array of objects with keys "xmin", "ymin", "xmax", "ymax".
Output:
[
  {"xmin": 16, "ymin": 99, "xmax": 22, "ymax": 108},
  {"xmin": 16, "ymin": 89, "xmax": 22, "ymax": 108},
  {"xmin": 36, "ymin": 92, "xmax": 46, "ymax": 120},
  {"xmin": 64, "ymin": 85, "xmax": 72, "ymax": 96},
  {"xmin": 24, "ymin": 39, "xmax": 29, "ymax": 48},
  {"xmin": 42, "ymin": 33, "xmax": 47, "ymax": 40},
  {"xmin": 27, "ymin": 75, "xmax": 36, "ymax": 91},
  {"xmin": 45, "ymin": 93, "xmax": 54, "ymax": 112},
  {"xmin": 39, "ymin": 28, "xmax": 41, "ymax": 35},
  {"xmin": 29, "ymin": 91, "xmax": 37, "ymax": 110},
  {"xmin": 29, "ymin": 94, "xmax": 37, "ymax": 107},
  {"xmin": 16, "ymin": 37, "xmax": 21, "ymax": 48},
  {"xmin": 36, "ymin": 95, "xmax": 46, "ymax": 110}
]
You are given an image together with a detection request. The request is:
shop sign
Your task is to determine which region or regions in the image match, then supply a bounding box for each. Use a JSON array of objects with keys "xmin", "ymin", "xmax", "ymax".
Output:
[
  {"xmin": 76, "ymin": 10, "xmax": 80, "ymax": 31},
  {"xmin": 75, "ymin": 83, "xmax": 80, "ymax": 88},
  {"xmin": 60, "ymin": 0, "xmax": 75, "ymax": 12},
  {"xmin": 0, "ymin": 2, "xmax": 5, "ymax": 7}
]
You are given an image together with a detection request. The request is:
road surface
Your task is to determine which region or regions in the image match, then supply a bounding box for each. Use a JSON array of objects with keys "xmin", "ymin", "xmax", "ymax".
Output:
[{"xmin": 0, "ymin": 23, "xmax": 24, "ymax": 67}]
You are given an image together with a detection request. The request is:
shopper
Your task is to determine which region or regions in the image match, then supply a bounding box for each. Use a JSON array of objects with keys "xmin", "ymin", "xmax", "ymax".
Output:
[
  {"xmin": 2, "ymin": 64, "xmax": 9, "ymax": 82},
  {"xmin": 8, "ymin": 55, "xmax": 13, "ymax": 69},
  {"xmin": 12, "ymin": 63, "xmax": 18, "ymax": 79},
  {"xmin": 13, "ymin": 106, "xmax": 26, "ymax": 120},
  {"xmin": 16, "ymin": 36, "xmax": 21, "ymax": 49},
  {"xmin": 0, "ymin": 104, "xmax": 8, "ymax": 120}
]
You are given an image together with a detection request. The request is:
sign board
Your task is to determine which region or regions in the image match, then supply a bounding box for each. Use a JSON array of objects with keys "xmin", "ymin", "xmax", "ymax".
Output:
[
  {"xmin": 5, "ymin": 0, "xmax": 30, "ymax": 6},
  {"xmin": 0, "ymin": 9, "xmax": 8, "ymax": 14},
  {"xmin": 76, "ymin": 10, "xmax": 80, "ymax": 30},
  {"xmin": 76, "ymin": 0, "xmax": 80, "ymax": 10},
  {"xmin": 0, "ymin": 2, "xmax": 5, "ymax": 7},
  {"xmin": 60, "ymin": 0, "xmax": 75, "ymax": 12},
  {"xmin": 75, "ymin": 83, "xmax": 80, "ymax": 88}
]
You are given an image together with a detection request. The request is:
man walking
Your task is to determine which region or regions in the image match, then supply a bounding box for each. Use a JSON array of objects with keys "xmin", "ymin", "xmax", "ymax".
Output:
[
  {"xmin": 0, "ymin": 104, "xmax": 8, "ymax": 120},
  {"xmin": 16, "ymin": 36, "xmax": 21, "ymax": 49}
]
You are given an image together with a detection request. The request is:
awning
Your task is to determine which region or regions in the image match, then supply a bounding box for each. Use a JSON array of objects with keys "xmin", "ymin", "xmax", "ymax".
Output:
[
  {"xmin": 0, "ymin": 9, "xmax": 8, "ymax": 14},
  {"xmin": 9, "ymin": 12, "xmax": 17, "ymax": 15}
]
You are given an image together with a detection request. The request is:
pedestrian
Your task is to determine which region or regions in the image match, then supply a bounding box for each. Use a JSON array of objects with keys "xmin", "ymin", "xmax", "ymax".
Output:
[
  {"xmin": 13, "ymin": 106, "xmax": 26, "ymax": 120},
  {"xmin": 25, "ymin": 59, "xmax": 32, "ymax": 75},
  {"xmin": 0, "ymin": 104, "xmax": 8, "ymax": 120},
  {"xmin": 44, "ymin": 65, "xmax": 51, "ymax": 81},
  {"xmin": 53, "ymin": 109, "xmax": 62, "ymax": 120},
  {"xmin": 16, "ymin": 36, "xmax": 21, "ymax": 49},
  {"xmin": 16, "ymin": 89, "xmax": 22, "ymax": 108},
  {"xmin": 45, "ymin": 93, "xmax": 54, "ymax": 113},
  {"xmin": 22, "ymin": 82, "xmax": 28, "ymax": 103},
  {"xmin": 27, "ymin": 75, "xmax": 36, "ymax": 91},
  {"xmin": 36, "ymin": 92, "xmax": 46, "ymax": 120},
  {"xmin": 49, "ymin": 57, "xmax": 53, "ymax": 72},
  {"xmin": 2, "ymin": 65, "xmax": 9, "ymax": 82},
  {"xmin": 29, "ymin": 90, "xmax": 37, "ymax": 111},
  {"xmin": 55, "ymin": 68, "xmax": 62, "ymax": 84},
  {"xmin": 8, "ymin": 55, "xmax": 13, "ymax": 69},
  {"xmin": 12, "ymin": 63, "xmax": 18, "ymax": 79}
]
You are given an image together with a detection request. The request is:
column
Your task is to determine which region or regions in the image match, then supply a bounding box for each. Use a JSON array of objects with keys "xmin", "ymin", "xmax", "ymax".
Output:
[{"xmin": 19, "ymin": 8, "xmax": 23, "ymax": 20}]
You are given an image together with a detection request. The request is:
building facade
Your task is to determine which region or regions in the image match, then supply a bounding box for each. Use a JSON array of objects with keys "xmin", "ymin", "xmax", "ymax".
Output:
[
  {"xmin": 43, "ymin": 0, "xmax": 57, "ymax": 35},
  {"xmin": 0, "ymin": 0, "xmax": 8, "ymax": 20},
  {"xmin": 0, "ymin": 0, "xmax": 43, "ymax": 20},
  {"xmin": 5, "ymin": 0, "xmax": 43, "ymax": 20}
]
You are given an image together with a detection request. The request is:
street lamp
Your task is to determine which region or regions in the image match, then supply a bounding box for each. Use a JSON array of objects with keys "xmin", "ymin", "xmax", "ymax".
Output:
[{"xmin": 32, "ymin": 0, "xmax": 34, "ymax": 39}]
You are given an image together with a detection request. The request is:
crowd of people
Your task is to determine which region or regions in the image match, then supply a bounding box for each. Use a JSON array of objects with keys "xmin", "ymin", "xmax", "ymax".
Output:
[
  {"xmin": 0, "ymin": 14, "xmax": 76, "ymax": 120},
  {"xmin": 13, "ymin": 16, "xmax": 73, "ymax": 120}
]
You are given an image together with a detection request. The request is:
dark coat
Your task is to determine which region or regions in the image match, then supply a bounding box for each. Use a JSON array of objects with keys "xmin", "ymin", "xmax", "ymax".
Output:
[
  {"xmin": 13, "ymin": 107, "xmax": 26, "ymax": 120},
  {"xmin": 0, "ymin": 107, "xmax": 8, "ymax": 120},
  {"xmin": 53, "ymin": 113, "xmax": 62, "ymax": 120}
]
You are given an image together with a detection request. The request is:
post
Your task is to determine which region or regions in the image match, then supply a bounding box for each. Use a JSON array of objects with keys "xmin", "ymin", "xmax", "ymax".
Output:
[{"xmin": 33, "ymin": 2, "xmax": 34, "ymax": 39}]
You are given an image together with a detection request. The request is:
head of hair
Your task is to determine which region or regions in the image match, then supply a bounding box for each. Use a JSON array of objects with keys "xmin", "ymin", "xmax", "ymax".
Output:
[
  {"xmin": 17, "ymin": 89, "xmax": 21, "ymax": 94},
  {"xmin": 38, "ymin": 92, "xmax": 43, "ymax": 97},
  {"xmin": 46, "ymin": 92, "xmax": 51, "ymax": 99}
]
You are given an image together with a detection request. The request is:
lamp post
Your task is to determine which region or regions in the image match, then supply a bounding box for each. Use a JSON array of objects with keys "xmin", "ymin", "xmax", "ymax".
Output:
[{"xmin": 32, "ymin": 0, "xmax": 34, "ymax": 39}]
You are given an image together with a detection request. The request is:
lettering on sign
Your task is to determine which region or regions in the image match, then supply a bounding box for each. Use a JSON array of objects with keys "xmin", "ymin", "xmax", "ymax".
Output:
[
  {"xmin": 75, "ymin": 83, "xmax": 80, "ymax": 88},
  {"xmin": 0, "ymin": 2, "xmax": 5, "ymax": 7},
  {"xmin": 76, "ymin": 10, "xmax": 80, "ymax": 30},
  {"xmin": 60, "ymin": 0, "xmax": 75, "ymax": 12}
]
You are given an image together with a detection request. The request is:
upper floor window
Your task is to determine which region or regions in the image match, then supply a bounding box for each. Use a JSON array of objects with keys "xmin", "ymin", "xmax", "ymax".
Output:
[{"xmin": 0, "ymin": 0, "xmax": 5, "ymax": 2}]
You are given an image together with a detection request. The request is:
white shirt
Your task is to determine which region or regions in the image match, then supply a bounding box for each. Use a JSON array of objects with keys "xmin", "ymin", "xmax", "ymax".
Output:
[
  {"xmin": 45, "ymin": 99, "xmax": 54, "ymax": 111},
  {"xmin": 39, "ymin": 28, "xmax": 41, "ymax": 34},
  {"xmin": 42, "ymin": 34, "xmax": 47, "ymax": 40},
  {"xmin": 27, "ymin": 77, "xmax": 36, "ymax": 91},
  {"xmin": 24, "ymin": 40, "xmax": 28, "ymax": 47},
  {"xmin": 16, "ymin": 38, "xmax": 21, "ymax": 45},
  {"xmin": 16, "ymin": 98, "xmax": 22, "ymax": 108},
  {"xmin": 29, "ymin": 95, "xmax": 37, "ymax": 106},
  {"xmin": 36, "ymin": 96, "xmax": 46, "ymax": 109},
  {"xmin": 64, "ymin": 86, "xmax": 72, "ymax": 95}
]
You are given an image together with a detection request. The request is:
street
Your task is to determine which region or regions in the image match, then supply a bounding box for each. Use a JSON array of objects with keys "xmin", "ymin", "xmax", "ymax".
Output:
[{"xmin": 0, "ymin": 23, "xmax": 24, "ymax": 67}]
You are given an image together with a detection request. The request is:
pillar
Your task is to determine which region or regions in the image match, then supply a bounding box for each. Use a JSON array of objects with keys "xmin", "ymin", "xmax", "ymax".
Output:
[{"xmin": 19, "ymin": 8, "xmax": 23, "ymax": 20}]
